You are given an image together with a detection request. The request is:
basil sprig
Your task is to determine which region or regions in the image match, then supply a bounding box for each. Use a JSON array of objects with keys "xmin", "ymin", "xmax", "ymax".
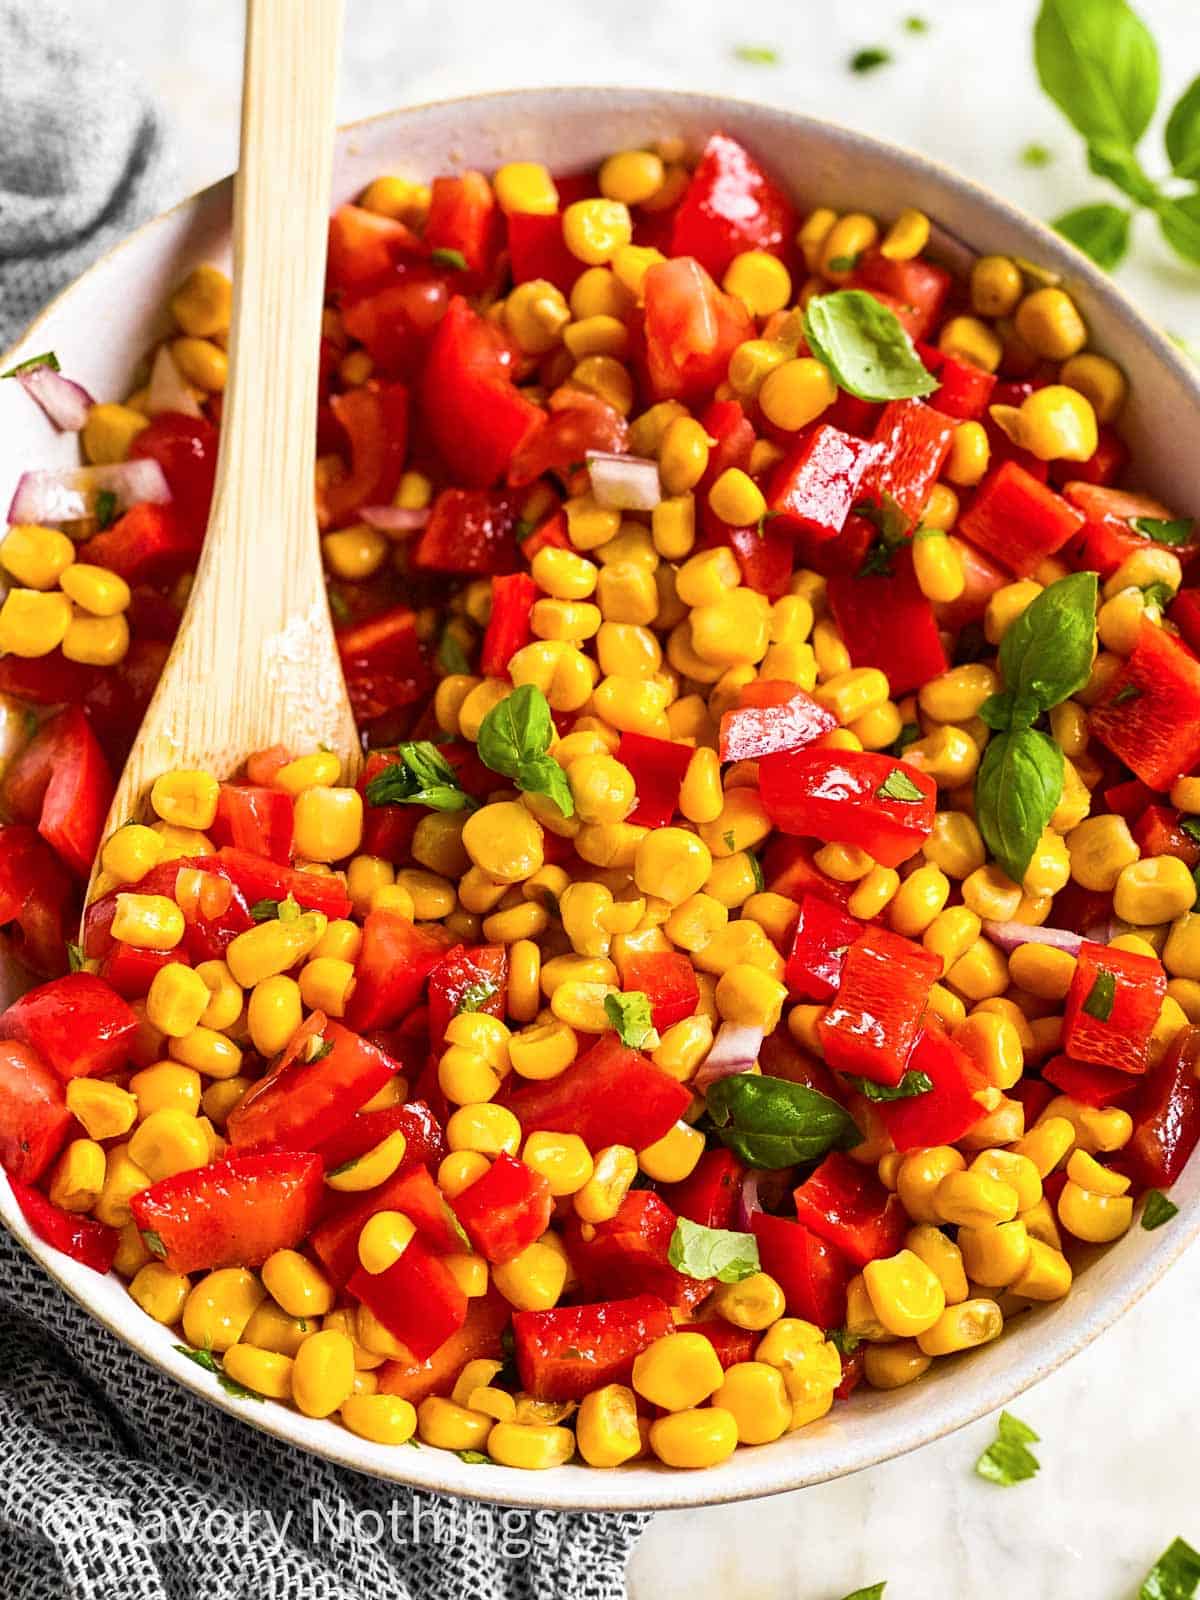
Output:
[
  {"xmin": 974, "ymin": 573, "xmax": 1097, "ymax": 885},
  {"xmin": 365, "ymin": 741, "xmax": 476, "ymax": 813},
  {"xmin": 705, "ymin": 1074, "xmax": 861, "ymax": 1169},
  {"xmin": 476, "ymin": 684, "xmax": 574, "ymax": 817},
  {"xmin": 667, "ymin": 1217, "xmax": 760, "ymax": 1284},
  {"xmin": 1138, "ymin": 1536, "xmax": 1200, "ymax": 1599},
  {"xmin": 975, "ymin": 1411, "xmax": 1041, "ymax": 1486},
  {"xmin": 802, "ymin": 290, "xmax": 938, "ymax": 402}
]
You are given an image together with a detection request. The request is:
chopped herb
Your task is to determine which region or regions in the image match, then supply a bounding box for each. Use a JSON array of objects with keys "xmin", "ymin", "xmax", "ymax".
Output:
[
  {"xmin": 891, "ymin": 723, "xmax": 921, "ymax": 757},
  {"xmin": 1142, "ymin": 1189, "xmax": 1179, "ymax": 1230},
  {"xmin": 1113, "ymin": 682, "xmax": 1143, "ymax": 705},
  {"xmin": 307, "ymin": 1037, "xmax": 334, "ymax": 1064},
  {"xmin": 705, "ymin": 1073, "xmax": 861, "ymax": 1169},
  {"xmin": 218, "ymin": 1372, "xmax": 266, "ymax": 1402},
  {"xmin": 94, "ymin": 489, "xmax": 119, "ymax": 530},
  {"xmin": 826, "ymin": 253, "xmax": 861, "ymax": 274},
  {"xmin": 1020, "ymin": 142, "xmax": 1054, "ymax": 166},
  {"xmin": 250, "ymin": 899, "xmax": 282, "ymax": 922},
  {"xmin": 723, "ymin": 828, "xmax": 737, "ymax": 852},
  {"xmin": 903, "ymin": 13, "xmax": 929, "ymax": 31},
  {"xmin": 1138, "ymin": 1536, "xmax": 1200, "ymax": 1599},
  {"xmin": 1083, "ymin": 969, "xmax": 1116, "ymax": 1022},
  {"xmin": 456, "ymin": 976, "xmax": 501, "ymax": 1015},
  {"xmin": 803, "ymin": 290, "xmax": 936, "ymax": 403},
  {"xmin": 850, "ymin": 47, "xmax": 892, "ymax": 73},
  {"xmin": 1142, "ymin": 580, "xmax": 1176, "ymax": 612},
  {"xmin": 142, "ymin": 1230, "xmax": 167, "ymax": 1259},
  {"xmin": 733, "ymin": 44, "xmax": 780, "ymax": 64},
  {"xmin": 438, "ymin": 629, "xmax": 470, "ymax": 676},
  {"xmin": 858, "ymin": 540, "xmax": 895, "ymax": 578},
  {"xmin": 604, "ymin": 990, "xmax": 660, "ymax": 1050},
  {"xmin": 668, "ymin": 1217, "xmax": 760, "ymax": 1283},
  {"xmin": 1, "ymin": 351, "xmax": 60, "ymax": 378},
  {"xmin": 1182, "ymin": 818, "xmax": 1200, "ymax": 845},
  {"xmin": 476, "ymin": 684, "xmax": 574, "ymax": 818},
  {"xmin": 843, "ymin": 1069, "xmax": 934, "ymax": 1102},
  {"xmin": 855, "ymin": 492, "xmax": 911, "ymax": 545},
  {"xmin": 365, "ymin": 740, "xmax": 476, "ymax": 813},
  {"xmin": 66, "ymin": 941, "xmax": 85, "ymax": 973},
  {"xmin": 325, "ymin": 1153, "xmax": 361, "ymax": 1179},
  {"xmin": 755, "ymin": 508, "xmax": 782, "ymax": 539},
  {"xmin": 431, "ymin": 247, "xmax": 469, "ymax": 272},
  {"xmin": 176, "ymin": 1343, "xmax": 220, "ymax": 1375},
  {"xmin": 875, "ymin": 767, "xmax": 924, "ymax": 804},
  {"xmin": 456, "ymin": 1449, "xmax": 492, "ymax": 1464},
  {"xmin": 406, "ymin": 1437, "xmax": 422, "ymax": 1448},
  {"xmin": 747, "ymin": 850, "xmax": 765, "ymax": 893},
  {"xmin": 513, "ymin": 516, "xmax": 537, "ymax": 543},
  {"xmin": 279, "ymin": 895, "xmax": 301, "ymax": 923},
  {"xmin": 828, "ymin": 1328, "xmax": 861, "ymax": 1356},
  {"xmin": 1130, "ymin": 516, "xmax": 1194, "ymax": 547},
  {"xmin": 326, "ymin": 586, "xmax": 351, "ymax": 623},
  {"xmin": 975, "ymin": 1411, "xmax": 1040, "ymax": 1486}
]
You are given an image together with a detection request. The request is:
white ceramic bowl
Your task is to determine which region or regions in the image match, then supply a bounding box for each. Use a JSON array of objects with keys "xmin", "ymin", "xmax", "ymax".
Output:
[{"xmin": 2, "ymin": 87, "xmax": 1199, "ymax": 1512}]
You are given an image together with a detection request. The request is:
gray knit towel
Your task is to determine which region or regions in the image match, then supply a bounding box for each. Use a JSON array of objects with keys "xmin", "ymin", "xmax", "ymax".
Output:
[{"xmin": 0, "ymin": 3, "xmax": 649, "ymax": 1592}]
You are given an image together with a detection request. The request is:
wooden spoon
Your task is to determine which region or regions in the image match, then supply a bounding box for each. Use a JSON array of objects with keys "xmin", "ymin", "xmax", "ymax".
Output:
[{"xmin": 86, "ymin": 0, "xmax": 357, "ymax": 906}]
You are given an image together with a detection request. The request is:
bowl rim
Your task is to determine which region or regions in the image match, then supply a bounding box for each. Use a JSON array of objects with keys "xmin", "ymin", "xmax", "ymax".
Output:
[{"xmin": 3, "ymin": 84, "xmax": 1200, "ymax": 1514}]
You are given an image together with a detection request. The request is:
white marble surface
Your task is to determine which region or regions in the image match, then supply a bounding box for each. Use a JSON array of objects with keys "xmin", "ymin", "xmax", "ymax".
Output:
[{"xmin": 70, "ymin": 0, "xmax": 1200, "ymax": 1592}]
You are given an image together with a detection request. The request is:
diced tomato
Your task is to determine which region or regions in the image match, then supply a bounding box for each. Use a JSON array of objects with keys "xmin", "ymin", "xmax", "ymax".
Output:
[
  {"xmin": 480, "ymin": 572, "xmax": 537, "ymax": 677},
  {"xmin": 340, "ymin": 274, "xmax": 449, "ymax": 374},
  {"xmin": 827, "ymin": 546, "xmax": 949, "ymax": 697},
  {"xmin": 861, "ymin": 399, "xmax": 955, "ymax": 528},
  {"xmin": 765, "ymin": 424, "xmax": 878, "ymax": 542},
  {"xmin": 617, "ymin": 732, "xmax": 694, "ymax": 827},
  {"xmin": 0, "ymin": 972, "xmax": 136, "ymax": 1081},
  {"xmin": 129, "ymin": 412, "xmax": 219, "ymax": 540},
  {"xmin": 450, "ymin": 1150, "xmax": 553, "ymax": 1264},
  {"xmin": 760, "ymin": 747, "xmax": 936, "ymax": 868},
  {"xmin": 0, "ymin": 1040, "xmax": 73, "ymax": 1183},
  {"xmin": 508, "ymin": 1033, "xmax": 692, "ymax": 1151},
  {"xmin": 130, "ymin": 1148, "xmax": 324, "ymax": 1274},
  {"xmin": 918, "ymin": 344, "xmax": 997, "ymax": 420},
  {"xmin": 1062, "ymin": 940, "xmax": 1166, "ymax": 1075},
  {"xmin": 414, "ymin": 487, "xmax": 521, "ymax": 575},
  {"xmin": 97, "ymin": 942, "xmax": 175, "ymax": 999},
  {"xmin": 10, "ymin": 1181, "xmax": 118, "ymax": 1273},
  {"xmin": 216, "ymin": 847, "xmax": 352, "ymax": 919},
  {"xmin": 513, "ymin": 1294, "xmax": 674, "ymax": 1401},
  {"xmin": 343, "ymin": 909, "xmax": 453, "ymax": 1032},
  {"xmin": 1123, "ymin": 1026, "xmax": 1200, "ymax": 1190},
  {"xmin": 421, "ymin": 296, "xmax": 545, "ymax": 487},
  {"xmin": 1103, "ymin": 777, "xmax": 1156, "ymax": 823},
  {"xmin": 326, "ymin": 204, "xmax": 426, "ymax": 297},
  {"xmin": 785, "ymin": 896, "xmax": 865, "ymax": 1002},
  {"xmin": 1051, "ymin": 425, "xmax": 1128, "ymax": 489},
  {"xmin": 348, "ymin": 1239, "xmax": 467, "ymax": 1360},
  {"xmin": 1042, "ymin": 1054, "xmax": 1137, "ymax": 1109},
  {"xmin": 819, "ymin": 927, "xmax": 942, "ymax": 1086},
  {"xmin": 670, "ymin": 132, "xmax": 796, "ymax": 278},
  {"xmin": 424, "ymin": 171, "xmax": 501, "ymax": 282},
  {"xmin": 0, "ymin": 825, "xmax": 77, "ymax": 978},
  {"xmin": 1090, "ymin": 619, "xmax": 1200, "ymax": 791},
  {"xmin": 1132, "ymin": 805, "xmax": 1200, "ymax": 869},
  {"xmin": 563, "ymin": 1190, "xmax": 709, "ymax": 1313},
  {"xmin": 314, "ymin": 1098, "xmax": 445, "ymax": 1176},
  {"xmin": 309, "ymin": 1124, "xmax": 452, "ymax": 1287},
  {"xmin": 874, "ymin": 1023, "xmax": 988, "ymax": 1150},
  {"xmin": 660, "ymin": 1148, "xmax": 744, "ymax": 1230},
  {"xmin": 316, "ymin": 381, "xmax": 409, "ymax": 529},
  {"xmin": 751, "ymin": 1211, "xmax": 850, "ymax": 1328},
  {"xmin": 719, "ymin": 689, "xmax": 836, "ymax": 764},
  {"xmin": 378, "ymin": 1291, "xmax": 511, "ymax": 1404},
  {"xmin": 507, "ymin": 391, "xmax": 627, "ymax": 488},
  {"xmin": 958, "ymin": 460, "xmax": 1085, "ymax": 576},
  {"xmin": 227, "ymin": 1018, "xmax": 399, "ymax": 1152},
  {"xmin": 362, "ymin": 1163, "xmax": 466, "ymax": 1254},
  {"xmin": 81, "ymin": 638, "xmax": 170, "ymax": 770},
  {"xmin": 0, "ymin": 705, "xmax": 113, "ymax": 879},
  {"xmin": 619, "ymin": 950, "xmax": 699, "ymax": 1031},
  {"xmin": 209, "ymin": 785, "xmax": 294, "ymax": 865},
  {"xmin": 641, "ymin": 256, "xmax": 753, "ymax": 403},
  {"xmin": 336, "ymin": 605, "xmax": 431, "ymax": 724},
  {"xmin": 506, "ymin": 209, "xmax": 585, "ymax": 296},
  {"xmin": 1064, "ymin": 482, "xmax": 1194, "ymax": 578},
  {"xmin": 78, "ymin": 501, "xmax": 200, "ymax": 585},
  {"xmin": 727, "ymin": 520, "xmax": 795, "ymax": 599},
  {"xmin": 851, "ymin": 252, "xmax": 951, "ymax": 342},
  {"xmin": 791, "ymin": 1151, "xmax": 908, "ymax": 1268},
  {"xmin": 426, "ymin": 943, "xmax": 507, "ymax": 1043},
  {"xmin": 679, "ymin": 1319, "xmax": 759, "ymax": 1369}
]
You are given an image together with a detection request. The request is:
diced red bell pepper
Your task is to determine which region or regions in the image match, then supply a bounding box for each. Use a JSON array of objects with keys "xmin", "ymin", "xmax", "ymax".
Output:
[
  {"xmin": 378, "ymin": 1290, "xmax": 511, "ymax": 1403},
  {"xmin": 78, "ymin": 501, "xmax": 201, "ymax": 585},
  {"xmin": 216, "ymin": 847, "xmax": 352, "ymax": 920},
  {"xmin": 317, "ymin": 381, "xmax": 409, "ymax": 530},
  {"xmin": 1133, "ymin": 805, "xmax": 1200, "ymax": 869},
  {"xmin": 508, "ymin": 1033, "xmax": 692, "ymax": 1151},
  {"xmin": 785, "ymin": 896, "xmax": 865, "ymax": 1002},
  {"xmin": 1011, "ymin": 1075, "xmax": 1057, "ymax": 1128},
  {"xmin": 791, "ymin": 1150, "xmax": 908, "ymax": 1268},
  {"xmin": 130, "ymin": 1148, "xmax": 324, "ymax": 1274},
  {"xmin": 640, "ymin": 256, "xmax": 753, "ymax": 403},
  {"xmin": 421, "ymin": 296, "xmax": 545, "ymax": 487},
  {"xmin": 513, "ymin": 1294, "xmax": 674, "ymax": 1401},
  {"xmin": 506, "ymin": 209, "xmax": 585, "ymax": 296},
  {"xmin": 827, "ymin": 545, "xmax": 949, "ymax": 697},
  {"xmin": 1123, "ymin": 1025, "xmax": 1200, "ymax": 1189},
  {"xmin": 1172, "ymin": 589, "xmax": 1200, "ymax": 659},
  {"xmin": 427, "ymin": 943, "xmax": 507, "ymax": 1043},
  {"xmin": 0, "ymin": 1040, "xmax": 73, "ymax": 1183},
  {"xmin": 1090, "ymin": 619, "xmax": 1200, "ymax": 791},
  {"xmin": 958, "ymin": 460, "xmax": 1085, "ymax": 577},
  {"xmin": 860, "ymin": 399, "xmax": 956, "ymax": 528},
  {"xmin": 1042, "ymin": 1054, "xmax": 1137, "ymax": 1109},
  {"xmin": 719, "ymin": 689, "xmax": 836, "ymax": 764},
  {"xmin": 10, "ymin": 1180, "xmax": 118, "ymax": 1273},
  {"xmin": 761, "ymin": 835, "xmax": 854, "ymax": 908},
  {"xmin": 414, "ymin": 487, "xmax": 521, "ymax": 576},
  {"xmin": 339, "ymin": 273, "xmax": 449, "ymax": 375},
  {"xmin": 336, "ymin": 605, "xmax": 431, "ymax": 724},
  {"xmin": 727, "ymin": 521, "xmax": 795, "ymax": 599},
  {"xmin": 851, "ymin": 252, "xmax": 951, "ymax": 343},
  {"xmin": 1062, "ymin": 940, "xmax": 1166, "ymax": 1075},
  {"xmin": 617, "ymin": 732, "xmax": 693, "ymax": 828},
  {"xmin": 344, "ymin": 909, "xmax": 454, "ymax": 1032},
  {"xmin": 751, "ymin": 1211, "xmax": 850, "ymax": 1328},
  {"xmin": 227, "ymin": 1019, "xmax": 400, "ymax": 1152},
  {"xmin": 450, "ymin": 1150, "xmax": 553, "ymax": 1264},
  {"xmin": 1063, "ymin": 482, "xmax": 1195, "ymax": 579},
  {"xmin": 917, "ymin": 343, "xmax": 997, "ymax": 420},
  {"xmin": 176, "ymin": 870, "xmax": 254, "ymax": 965},
  {"xmin": 0, "ymin": 648, "xmax": 100, "ymax": 707},
  {"xmin": 670, "ymin": 132, "xmax": 796, "ymax": 278},
  {"xmin": 660, "ymin": 1148, "xmax": 743, "ymax": 1230},
  {"xmin": 874, "ymin": 1023, "xmax": 988, "ymax": 1150},
  {"xmin": 819, "ymin": 926, "xmax": 942, "ymax": 1086},
  {"xmin": 360, "ymin": 1162, "xmax": 467, "ymax": 1254},
  {"xmin": 209, "ymin": 785, "xmax": 294, "ymax": 865},
  {"xmin": 348, "ymin": 1239, "xmax": 467, "ymax": 1361},
  {"xmin": 309, "ymin": 1122, "xmax": 451, "ymax": 1287},
  {"xmin": 0, "ymin": 972, "xmax": 137, "ymax": 1081},
  {"xmin": 424, "ymin": 170, "xmax": 501, "ymax": 282},
  {"xmin": 97, "ymin": 942, "xmax": 175, "ymax": 999},
  {"xmin": 129, "ymin": 411, "xmax": 219, "ymax": 540},
  {"xmin": 326, "ymin": 203, "xmax": 426, "ymax": 297},
  {"xmin": 678, "ymin": 1319, "xmax": 758, "ymax": 1369},
  {"xmin": 81, "ymin": 855, "xmax": 223, "ymax": 959},
  {"xmin": 765, "ymin": 425, "xmax": 878, "ymax": 542},
  {"xmin": 563, "ymin": 1190, "xmax": 709, "ymax": 1312},
  {"xmin": 932, "ymin": 537, "xmax": 1010, "ymax": 633},
  {"xmin": 1103, "ymin": 777, "xmax": 1156, "ymax": 823},
  {"xmin": 315, "ymin": 1098, "xmax": 445, "ymax": 1175},
  {"xmin": 1051, "ymin": 425, "xmax": 1128, "ymax": 489},
  {"xmin": 480, "ymin": 572, "xmax": 537, "ymax": 678},
  {"xmin": 618, "ymin": 950, "xmax": 699, "ymax": 1032},
  {"xmin": 508, "ymin": 391, "xmax": 627, "ymax": 488},
  {"xmin": 0, "ymin": 704, "xmax": 113, "ymax": 879},
  {"xmin": 760, "ymin": 747, "xmax": 937, "ymax": 869},
  {"xmin": 0, "ymin": 824, "xmax": 77, "ymax": 978}
]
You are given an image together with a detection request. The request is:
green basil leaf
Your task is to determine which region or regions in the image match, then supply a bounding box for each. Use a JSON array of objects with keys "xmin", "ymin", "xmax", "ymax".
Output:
[
  {"xmin": 456, "ymin": 1449, "xmax": 492, "ymax": 1464},
  {"xmin": 438, "ymin": 629, "xmax": 470, "ymax": 675},
  {"xmin": 1142, "ymin": 581, "xmax": 1176, "ymax": 613},
  {"xmin": 1, "ymin": 351, "xmax": 60, "ymax": 378},
  {"xmin": 142, "ymin": 1230, "xmax": 168, "ymax": 1258},
  {"xmin": 603, "ymin": 990, "xmax": 659, "ymax": 1050},
  {"xmin": 364, "ymin": 740, "xmax": 476, "ymax": 813},
  {"xmin": 858, "ymin": 540, "xmax": 895, "ymax": 578},
  {"xmin": 218, "ymin": 1371, "xmax": 266, "ymax": 1402},
  {"xmin": 1113, "ymin": 682, "xmax": 1143, "ymax": 706},
  {"xmin": 874, "ymin": 767, "xmax": 924, "ymax": 804},
  {"xmin": 1053, "ymin": 202, "xmax": 1131, "ymax": 269},
  {"xmin": 828, "ymin": 1328, "xmax": 861, "ymax": 1355},
  {"xmin": 705, "ymin": 1073, "xmax": 861, "ymax": 1169},
  {"xmin": 456, "ymin": 977, "xmax": 500, "ymax": 1015},
  {"xmin": 975, "ymin": 1410, "xmax": 1041, "ymax": 1486},
  {"xmin": 66, "ymin": 941, "xmax": 85, "ymax": 973},
  {"xmin": 978, "ymin": 692, "xmax": 1017, "ymax": 732},
  {"xmin": 842, "ymin": 1069, "xmax": 934, "ymax": 1103},
  {"xmin": 94, "ymin": 488, "xmax": 119, "ymax": 531},
  {"xmin": 891, "ymin": 723, "xmax": 920, "ymax": 757},
  {"xmin": 667, "ymin": 1217, "xmax": 761, "ymax": 1284},
  {"xmin": 1139, "ymin": 1536, "xmax": 1200, "ymax": 1599},
  {"xmin": 840, "ymin": 1587, "xmax": 887, "ymax": 1600},
  {"xmin": 1166, "ymin": 74, "xmax": 1200, "ymax": 181},
  {"xmin": 1131, "ymin": 516, "xmax": 1194, "ymax": 546},
  {"xmin": 175, "ymin": 1343, "xmax": 220, "ymax": 1374},
  {"xmin": 1142, "ymin": 1189, "xmax": 1179, "ymax": 1230},
  {"xmin": 733, "ymin": 44, "xmax": 780, "ymax": 64},
  {"xmin": 516, "ymin": 753, "xmax": 575, "ymax": 819},
  {"xmin": 748, "ymin": 850, "xmax": 765, "ymax": 893},
  {"xmin": 975, "ymin": 727, "xmax": 1064, "ymax": 886},
  {"xmin": 431, "ymin": 247, "xmax": 469, "ymax": 271},
  {"xmin": 250, "ymin": 898, "xmax": 281, "ymax": 922},
  {"xmin": 1082, "ymin": 968, "xmax": 1116, "ymax": 1021},
  {"xmin": 1159, "ymin": 193, "xmax": 1200, "ymax": 265},
  {"xmin": 997, "ymin": 572, "xmax": 1098, "ymax": 717},
  {"xmin": 477, "ymin": 684, "xmax": 574, "ymax": 817},
  {"xmin": 1033, "ymin": 0, "xmax": 1159, "ymax": 149},
  {"xmin": 849, "ymin": 47, "xmax": 891, "ymax": 74},
  {"xmin": 307, "ymin": 1038, "xmax": 334, "ymax": 1064},
  {"xmin": 802, "ymin": 290, "xmax": 938, "ymax": 402}
]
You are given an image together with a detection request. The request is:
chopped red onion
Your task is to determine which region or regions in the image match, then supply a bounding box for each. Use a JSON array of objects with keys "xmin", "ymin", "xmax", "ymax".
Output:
[
  {"xmin": 586, "ymin": 450, "xmax": 661, "ymax": 512},
  {"xmin": 15, "ymin": 365, "xmax": 94, "ymax": 432},
  {"xmin": 982, "ymin": 920, "xmax": 1083, "ymax": 957},
  {"xmin": 359, "ymin": 504, "xmax": 431, "ymax": 535},
  {"xmin": 695, "ymin": 1022, "xmax": 764, "ymax": 1091},
  {"xmin": 146, "ymin": 344, "xmax": 202, "ymax": 419},
  {"xmin": 735, "ymin": 1169, "xmax": 766, "ymax": 1232},
  {"xmin": 7, "ymin": 460, "xmax": 171, "ymax": 526}
]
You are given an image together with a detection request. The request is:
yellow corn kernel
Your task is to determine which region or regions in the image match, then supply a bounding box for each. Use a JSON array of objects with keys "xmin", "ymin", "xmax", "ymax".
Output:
[
  {"xmin": 494, "ymin": 161, "xmax": 558, "ymax": 215},
  {"xmin": 938, "ymin": 315, "xmax": 1003, "ymax": 373},
  {"xmin": 945, "ymin": 937, "xmax": 1009, "ymax": 1002},
  {"xmin": 436, "ymin": 1040, "xmax": 496, "ymax": 1105},
  {"xmin": 758, "ymin": 356, "xmax": 837, "ymax": 432},
  {"xmin": 506, "ymin": 940, "xmax": 543, "ymax": 1024},
  {"xmin": 574, "ymin": 1143, "xmax": 638, "ymax": 1224},
  {"xmin": 923, "ymin": 906, "xmax": 982, "ymax": 974},
  {"xmin": 820, "ymin": 212, "xmax": 878, "ymax": 278},
  {"xmin": 291, "ymin": 786, "xmax": 363, "ymax": 864},
  {"xmin": 181, "ymin": 1267, "xmax": 265, "ymax": 1353},
  {"xmin": 922, "ymin": 811, "xmax": 985, "ymax": 880},
  {"xmin": 798, "ymin": 207, "xmax": 837, "ymax": 273},
  {"xmin": 194, "ymin": 960, "xmax": 243, "ymax": 1032},
  {"xmin": 112, "ymin": 1221, "xmax": 151, "ymax": 1278},
  {"xmin": 1060, "ymin": 351, "xmax": 1127, "ymax": 424},
  {"xmin": 100, "ymin": 823, "xmax": 165, "ymax": 886},
  {"xmin": 274, "ymin": 750, "xmax": 341, "ymax": 794},
  {"xmin": 723, "ymin": 248, "xmax": 792, "ymax": 315},
  {"xmin": 1012, "ymin": 1116, "xmax": 1076, "ymax": 1181},
  {"xmin": 171, "ymin": 264, "xmax": 232, "ymax": 336},
  {"xmin": 1058, "ymin": 1179, "xmax": 1134, "ymax": 1243},
  {"xmin": 935, "ymin": 1169, "xmax": 1020, "ymax": 1228},
  {"xmin": 711, "ymin": 1359, "xmax": 791, "ymax": 1445},
  {"xmin": 522, "ymin": 1130, "xmax": 593, "ymax": 1197},
  {"xmin": 877, "ymin": 205, "xmax": 929, "ymax": 260},
  {"xmin": 491, "ymin": 1237, "xmax": 568, "ymax": 1312},
  {"xmin": 437, "ymin": 1151, "xmax": 490, "ymax": 1201},
  {"xmin": 82, "ymin": 402, "xmax": 150, "ymax": 464},
  {"xmin": 295, "ymin": 954, "xmax": 353, "ymax": 1017},
  {"xmin": 638, "ymin": 1120, "xmax": 705, "ymax": 1184},
  {"xmin": 575, "ymin": 1383, "xmax": 642, "ymax": 1468},
  {"xmin": 650, "ymin": 1014, "xmax": 713, "ymax": 1083},
  {"xmin": 482, "ymin": 1420, "xmax": 573, "ymax": 1469},
  {"xmin": 357, "ymin": 1210, "xmax": 417, "ymax": 1276},
  {"xmin": 632, "ymin": 827, "xmax": 712, "ymax": 906},
  {"xmin": 755, "ymin": 1318, "xmax": 841, "ymax": 1402},
  {"xmin": 698, "ymin": 788, "xmax": 772, "ymax": 861},
  {"xmin": 916, "ymin": 1297, "xmax": 1004, "ymax": 1357},
  {"xmin": 62, "ymin": 609, "xmax": 130, "ymax": 666},
  {"xmin": 1066, "ymin": 813, "xmax": 1140, "ymax": 893},
  {"xmin": 968, "ymin": 254, "xmax": 1021, "ymax": 318},
  {"xmin": 129, "ymin": 1260, "xmax": 190, "ymax": 1325},
  {"xmin": 632, "ymin": 1331, "xmax": 724, "ymax": 1412},
  {"xmin": 0, "ymin": 523, "xmax": 76, "ymax": 589},
  {"xmin": 648, "ymin": 1407, "xmax": 738, "ymax": 1469},
  {"xmin": 863, "ymin": 1339, "xmax": 932, "ymax": 1390},
  {"xmin": 563, "ymin": 198, "xmax": 632, "ymax": 265},
  {"xmin": 334, "ymin": 1391, "xmax": 417, "ymax": 1444},
  {"xmin": 48, "ymin": 1138, "xmax": 106, "ymax": 1213},
  {"xmin": 324, "ymin": 1128, "xmax": 409, "ymax": 1195},
  {"xmin": 224, "ymin": 911, "xmax": 327, "ymax": 987},
  {"xmin": 168, "ymin": 1026, "xmax": 243, "ymax": 1081},
  {"xmin": 862, "ymin": 1249, "xmax": 946, "ymax": 1337},
  {"xmin": 127, "ymin": 1108, "xmax": 210, "ymax": 1183},
  {"xmin": 65, "ymin": 1077, "xmax": 137, "ymax": 1142},
  {"xmin": 461, "ymin": 800, "xmax": 545, "ymax": 884},
  {"xmin": 904, "ymin": 1224, "xmax": 969, "ymax": 1305},
  {"xmin": 1066, "ymin": 1147, "xmax": 1131, "ymax": 1199},
  {"xmin": 260, "ymin": 1249, "xmax": 335, "ymax": 1321},
  {"xmin": 0, "ymin": 588, "xmax": 73, "ymax": 656},
  {"xmin": 92, "ymin": 1144, "xmax": 151, "ymax": 1229},
  {"xmin": 1015, "ymin": 287, "xmax": 1087, "ymax": 360},
  {"xmin": 1007, "ymin": 942, "xmax": 1077, "ymax": 1001},
  {"xmin": 446, "ymin": 1101, "xmax": 522, "ymax": 1158},
  {"xmin": 714, "ymin": 962, "xmax": 787, "ymax": 1032},
  {"xmin": 957, "ymin": 1218, "xmax": 1033, "ymax": 1288},
  {"xmin": 895, "ymin": 1146, "xmax": 966, "ymax": 1224},
  {"xmin": 1114, "ymin": 855, "xmax": 1196, "ymax": 925},
  {"xmin": 291, "ymin": 1329, "xmax": 355, "ymax": 1418},
  {"xmin": 130, "ymin": 1062, "xmax": 202, "ymax": 1121},
  {"xmin": 712, "ymin": 1271, "xmax": 786, "ymax": 1332},
  {"xmin": 143, "ymin": 962, "xmax": 210, "ymax": 1040},
  {"xmin": 886, "ymin": 865, "xmax": 949, "ymax": 940},
  {"xmin": 954, "ymin": 1011, "xmax": 1024, "ymax": 1091},
  {"xmin": 171, "ymin": 335, "xmax": 227, "ymax": 392},
  {"xmin": 417, "ymin": 1395, "xmax": 493, "ymax": 1453},
  {"xmin": 658, "ymin": 418, "xmax": 712, "ymax": 498}
]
